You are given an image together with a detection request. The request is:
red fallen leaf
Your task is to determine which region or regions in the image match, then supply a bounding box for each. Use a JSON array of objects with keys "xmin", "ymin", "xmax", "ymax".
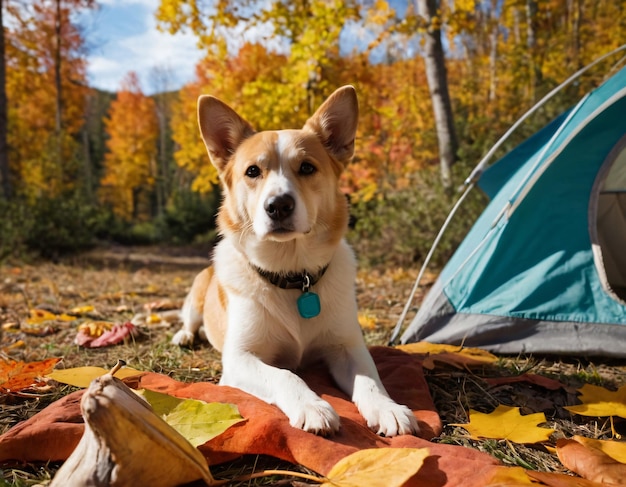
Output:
[
  {"xmin": 484, "ymin": 374, "xmax": 569, "ymax": 391},
  {"xmin": 76, "ymin": 323, "xmax": 138, "ymax": 348},
  {"xmin": 0, "ymin": 358, "xmax": 61, "ymax": 394}
]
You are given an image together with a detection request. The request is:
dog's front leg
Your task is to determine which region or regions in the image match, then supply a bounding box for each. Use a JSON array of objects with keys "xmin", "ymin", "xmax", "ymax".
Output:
[
  {"xmin": 327, "ymin": 342, "xmax": 420, "ymax": 437},
  {"xmin": 220, "ymin": 349, "xmax": 340, "ymax": 435}
]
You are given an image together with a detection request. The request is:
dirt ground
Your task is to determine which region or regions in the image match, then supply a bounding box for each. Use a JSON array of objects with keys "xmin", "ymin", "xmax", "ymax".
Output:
[{"xmin": 1, "ymin": 246, "xmax": 626, "ymax": 485}]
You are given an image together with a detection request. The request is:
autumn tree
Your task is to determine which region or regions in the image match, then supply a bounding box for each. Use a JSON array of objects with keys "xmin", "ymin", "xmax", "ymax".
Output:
[
  {"xmin": 4, "ymin": 0, "xmax": 92, "ymax": 199},
  {"xmin": 157, "ymin": 0, "xmax": 359, "ymax": 115},
  {"xmin": 100, "ymin": 72, "xmax": 158, "ymax": 221}
]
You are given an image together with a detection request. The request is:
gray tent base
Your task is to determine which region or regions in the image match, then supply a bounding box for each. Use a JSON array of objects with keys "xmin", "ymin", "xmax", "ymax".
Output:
[{"xmin": 402, "ymin": 281, "xmax": 626, "ymax": 358}]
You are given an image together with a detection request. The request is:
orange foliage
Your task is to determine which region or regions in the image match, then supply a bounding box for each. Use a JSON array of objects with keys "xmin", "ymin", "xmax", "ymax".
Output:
[{"xmin": 100, "ymin": 72, "xmax": 158, "ymax": 220}]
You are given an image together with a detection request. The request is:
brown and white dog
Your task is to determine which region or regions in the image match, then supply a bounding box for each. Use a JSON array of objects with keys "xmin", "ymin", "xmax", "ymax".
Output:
[{"xmin": 172, "ymin": 86, "xmax": 419, "ymax": 437}]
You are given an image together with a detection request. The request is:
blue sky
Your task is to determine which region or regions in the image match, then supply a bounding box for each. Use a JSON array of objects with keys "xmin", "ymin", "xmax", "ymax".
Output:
[
  {"xmin": 77, "ymin": 0, "xmax": 412, "ymax": 95},
  {"xmin": 78, "ymin": 0, "xmax": 204, "ymax": 95}
]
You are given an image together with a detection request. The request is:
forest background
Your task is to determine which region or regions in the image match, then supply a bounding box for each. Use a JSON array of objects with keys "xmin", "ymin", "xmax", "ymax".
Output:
[{"xmin": 0, "ymin": 0, "xmax": 624, "ymax": 268}]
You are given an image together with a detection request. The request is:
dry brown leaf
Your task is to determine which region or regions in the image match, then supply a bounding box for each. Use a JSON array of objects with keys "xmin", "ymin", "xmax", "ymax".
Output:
[
  {"xmin": 556, "ymin": 438, "xmax": 626, "ymax": 485},
  {"xmin": 572, "ymin": 436, "xmax": 626, "ymax": 463},
  {"xmin": 484, "ymin": 374, "xmax": 569, "ymax": 391},
  {"xmin": 527, "ymin": 471, "xmax": 608, "ymax": 487}
]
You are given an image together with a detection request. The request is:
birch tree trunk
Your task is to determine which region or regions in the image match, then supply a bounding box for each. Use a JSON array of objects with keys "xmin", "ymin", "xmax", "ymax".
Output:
[
  {"xmin": 0, "ymin": 0, "xmax": 10, "ymax": 199},
  {"xmin": 415, "ymin": 0, "xmax": 458, "ymax": 188}
]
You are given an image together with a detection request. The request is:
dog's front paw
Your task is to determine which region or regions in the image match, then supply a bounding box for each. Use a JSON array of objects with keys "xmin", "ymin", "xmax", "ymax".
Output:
[
  {"xmin": 288, "ymin": 399, "xmax": 340, "ymax": 436},
  {"xmin": 171, "ymin": 329, "xmax": 195, "ymax": 347},
  {"xmin": 360, "ymin": 398, "xmax": 420, "ymax": 437}
]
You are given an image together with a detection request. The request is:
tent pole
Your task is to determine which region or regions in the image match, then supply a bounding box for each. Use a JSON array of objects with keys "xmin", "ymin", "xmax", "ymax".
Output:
[{"xmin": 388, "ymin": 182, "xmax": 475, "ymax": 345}]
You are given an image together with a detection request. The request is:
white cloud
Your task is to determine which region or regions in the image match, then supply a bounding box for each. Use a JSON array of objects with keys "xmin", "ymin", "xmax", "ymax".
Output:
[
  {"xmin": 80, "ymin": 0, "xmax": 203, "ymax": 94},
  {"xmin": 85, "ymin": 56, "xmax": 126, "ymax": 92}
]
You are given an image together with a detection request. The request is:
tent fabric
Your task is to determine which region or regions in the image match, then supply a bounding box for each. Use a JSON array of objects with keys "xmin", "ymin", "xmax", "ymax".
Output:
[{"xmin": 402, "ymin": 66, "xmax": 626, "ymax": 356}]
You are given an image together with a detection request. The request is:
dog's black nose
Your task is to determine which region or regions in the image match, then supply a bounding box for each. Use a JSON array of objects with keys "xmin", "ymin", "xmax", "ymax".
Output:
[{"xmin": 265, "ymin": 194, "xmax": 295, "ymax": 221}]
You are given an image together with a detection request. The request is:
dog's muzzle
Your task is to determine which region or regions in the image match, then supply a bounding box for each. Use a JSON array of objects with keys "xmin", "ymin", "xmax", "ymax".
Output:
[{"xmin": 265, "ymin": 194, "xmax": 295, "ymax": 222}]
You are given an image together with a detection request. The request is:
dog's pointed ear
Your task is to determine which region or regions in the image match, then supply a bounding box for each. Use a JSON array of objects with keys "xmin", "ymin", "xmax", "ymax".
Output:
[
  {"xmin": 303, "ymin": 86, "xmax": 358, "ymax": 166},
  {"xmin": 197, "ymin": 95, "xmax": 255, "ymax": 172}
]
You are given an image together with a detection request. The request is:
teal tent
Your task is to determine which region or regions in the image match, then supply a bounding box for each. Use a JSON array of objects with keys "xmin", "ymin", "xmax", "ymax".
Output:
[{"xmin": 399, "ymin": 63, "xmax": 626, "ymax": 357}]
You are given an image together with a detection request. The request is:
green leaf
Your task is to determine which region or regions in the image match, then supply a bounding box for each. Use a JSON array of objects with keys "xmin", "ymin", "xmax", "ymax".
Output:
[
  {"xmin": 323, "ymin": 448, "xmax": 429, "ymax": 487},
  {"xmin": 138, "ymin": 389, "xmax": 245, "ymax": 447}
]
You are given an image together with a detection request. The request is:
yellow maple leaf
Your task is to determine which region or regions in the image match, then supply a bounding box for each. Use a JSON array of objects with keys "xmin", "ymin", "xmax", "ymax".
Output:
[
  {"xmin": 451, "ymin": 405, "xmax": 555, "ymax": 444},
  {"xmin": 565, "ymin": 384, "xmax": 626, "ymax": 419},
  {"xmin": 48, "ymin": 365, "xmax": 143, "ymax": 388},
  {"xmin": 396, "ymin": 342, "xmax": 498, "ymax": 369},
  {"xmin": 322, "ymin": 448, "xmax": 429, "ymax": 487}
]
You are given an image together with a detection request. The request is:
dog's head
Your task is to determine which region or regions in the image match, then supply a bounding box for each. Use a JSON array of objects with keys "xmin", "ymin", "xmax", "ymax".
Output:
[{"xmin": 197, "ymin": 86, "xmax": 358, "ymax": 246}]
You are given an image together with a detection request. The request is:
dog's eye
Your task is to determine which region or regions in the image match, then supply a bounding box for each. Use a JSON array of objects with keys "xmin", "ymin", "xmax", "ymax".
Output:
[
  {"xmin": 299, "ymin": 161, "xmax": 317, "ymax": 176},
  {"xmin": 245, "ymin": 165, "xmax": 261, "ymax": 178}
]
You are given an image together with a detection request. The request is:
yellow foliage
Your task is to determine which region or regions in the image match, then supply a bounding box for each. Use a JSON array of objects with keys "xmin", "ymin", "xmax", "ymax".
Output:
[{"xmin": 6, "ymin": 2, "xmax": 89, "ymax": 199}]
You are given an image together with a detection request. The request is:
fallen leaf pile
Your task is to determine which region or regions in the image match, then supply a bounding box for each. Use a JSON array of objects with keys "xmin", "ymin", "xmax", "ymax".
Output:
[
  {"xmin": 2, "ymin": 261, "xmax": 626, "ymax": 486},
  {"xmin": 2, "ymin": 346, "xmax": 626, "ymax": 486}
]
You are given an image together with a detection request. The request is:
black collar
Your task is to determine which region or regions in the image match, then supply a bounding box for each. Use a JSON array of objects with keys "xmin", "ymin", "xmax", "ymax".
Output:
[{"xmin": 252, "ymin": 264, "xmax": 329, "ymax": 290}]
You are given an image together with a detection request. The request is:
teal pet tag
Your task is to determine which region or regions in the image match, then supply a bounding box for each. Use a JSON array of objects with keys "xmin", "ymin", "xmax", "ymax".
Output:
[{"xmin": 297, "ymin": 291, "xmax": 321, "ymax": 319}]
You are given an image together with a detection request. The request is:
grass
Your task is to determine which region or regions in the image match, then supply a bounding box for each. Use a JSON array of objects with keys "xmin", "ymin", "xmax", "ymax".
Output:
[{"xmin": 1, "ymin": 249, "xmax": 626, "ymax": 485}]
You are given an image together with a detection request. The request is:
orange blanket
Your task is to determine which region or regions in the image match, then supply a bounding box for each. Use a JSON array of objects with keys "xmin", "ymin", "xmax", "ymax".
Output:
[{"xmin": 0, "ymin": 347, "xmax": 500, "ymax": 486}]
